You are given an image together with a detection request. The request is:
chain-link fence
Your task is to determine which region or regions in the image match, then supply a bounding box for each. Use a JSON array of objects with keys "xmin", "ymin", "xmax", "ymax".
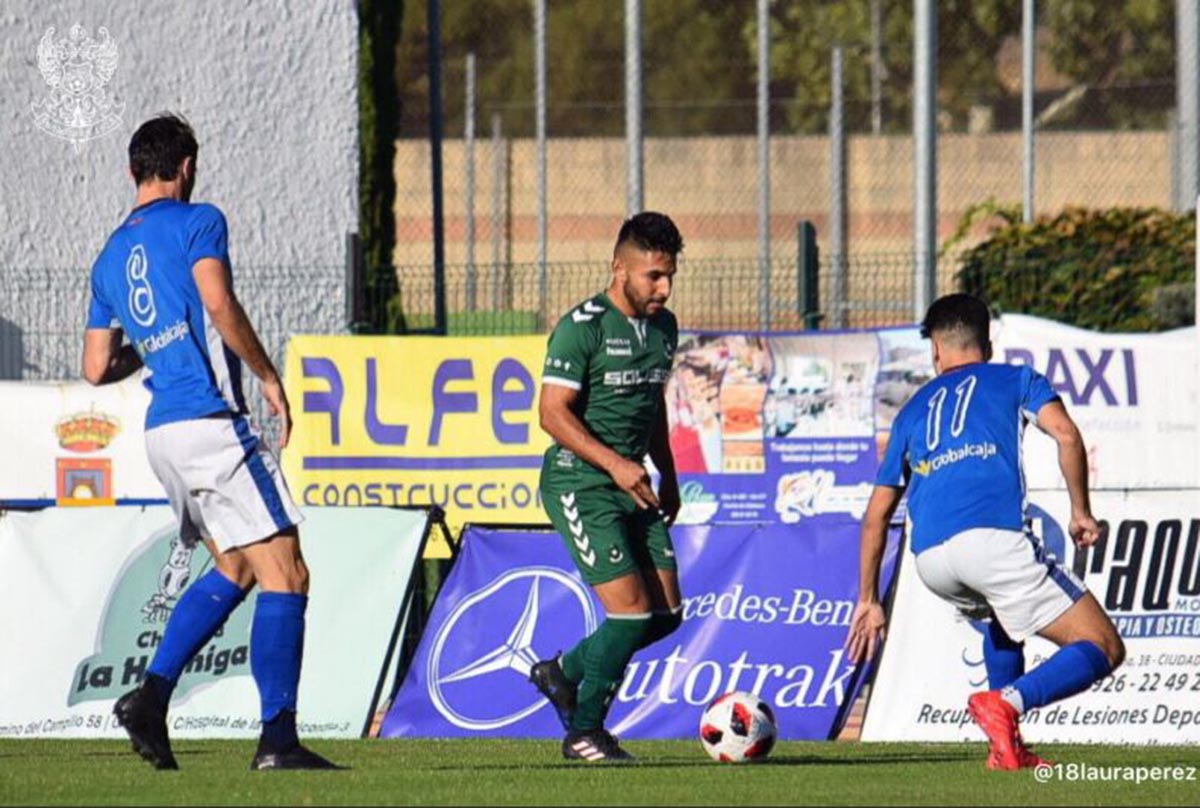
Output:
[
  {"xmin": 0, "ymin": 266, "xmax": 346, "ymax": 440},
  {"xmin": 392, "ymin": 0, "xmax": 1187, "ymax": 295}
]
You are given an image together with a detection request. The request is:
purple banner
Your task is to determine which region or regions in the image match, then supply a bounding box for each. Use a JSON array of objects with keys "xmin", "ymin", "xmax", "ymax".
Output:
[{"xmin": 382, "ymin": 520, "xmax": 900, "ymax": 740}]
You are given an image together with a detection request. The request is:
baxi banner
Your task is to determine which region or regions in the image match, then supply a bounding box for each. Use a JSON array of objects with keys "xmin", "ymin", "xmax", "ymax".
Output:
[
  {"xmin": 861, "ymin": 490, "xmax": 1200, "ymax": 745},
  {"xmin": 0, "ymin": 506, "xmax": 429, "ymax": 739},
  {"xmin": 381, "ymin": 521, "xmax": 900, "ymax": 740},
  {"xmin": 990, "ymin": 315, "xmax": 1199, "ymax": 491}
]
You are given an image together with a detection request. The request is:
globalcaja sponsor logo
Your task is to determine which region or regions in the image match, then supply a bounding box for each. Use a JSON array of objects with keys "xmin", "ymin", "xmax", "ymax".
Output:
[
  {"xmin": 135, "ymin": 319, "xmax": 189, "ymax": 356},
  {"xmin": 911, "ymin": 441, "xmax": 997, "ymax": 477}
]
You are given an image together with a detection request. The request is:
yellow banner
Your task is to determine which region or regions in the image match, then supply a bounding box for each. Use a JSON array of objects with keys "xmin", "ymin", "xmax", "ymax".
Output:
[{"xmin": 282, "ymin": 336, "xmax": 551, "ymax": 556}]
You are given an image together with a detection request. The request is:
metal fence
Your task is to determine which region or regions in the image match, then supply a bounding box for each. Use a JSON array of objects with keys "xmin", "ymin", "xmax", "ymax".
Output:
[
  {"xmin": 394, "ymin": 1, "xmax": 1186, "ymax": 281},
  {"xmin": 384, "ymin": 251, "xmax": 953, "ymax": 335},
  {"xmin": 0, "ymin": 265, "xmax": 345, "ymax": 440}
]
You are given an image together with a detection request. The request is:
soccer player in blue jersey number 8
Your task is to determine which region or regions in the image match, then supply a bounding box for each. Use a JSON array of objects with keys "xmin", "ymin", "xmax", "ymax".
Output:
[
  {"xmin": 846, "ymin": 294, "xmax": 1125, "ymax": 771},
  {"xmin": 81, "ymin": 115, "xmax": 339, "ymax": 771}
]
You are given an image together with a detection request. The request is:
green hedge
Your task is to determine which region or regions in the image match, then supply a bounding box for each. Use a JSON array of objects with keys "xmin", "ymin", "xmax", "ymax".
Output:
[{"xmin": 954, "ymin": 206, "xmax": 1195, "ymax": 332}]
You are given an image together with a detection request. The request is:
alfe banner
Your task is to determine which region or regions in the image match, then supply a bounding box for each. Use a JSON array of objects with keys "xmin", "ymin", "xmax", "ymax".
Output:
[
  {"xmin": 0, "ymin": 506, "xmax": 429, "ymax": 739},
  {"xmin": 0, "ymin": 375, "xmax": 160, "ymax": 505},
  {"xmin": 381, "ymin": 521, "xmax": 900, "ymax": 740},
  {"xmin": 283, "ymin": 335, "xmax": 551, "ymax": 528},
  {"xmin": 861, "ymin": 490, "xmax": 1200, "ymax": 745}
]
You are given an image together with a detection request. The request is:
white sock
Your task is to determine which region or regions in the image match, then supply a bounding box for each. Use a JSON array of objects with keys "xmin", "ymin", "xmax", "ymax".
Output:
[{"xmin": 1000, "ymin": 686, "xmax": 1025, "ymax": 715}]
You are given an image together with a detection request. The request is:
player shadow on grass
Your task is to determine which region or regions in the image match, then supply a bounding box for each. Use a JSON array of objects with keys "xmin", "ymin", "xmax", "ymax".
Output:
[{"xmin": 424, "ymin": 750, "xmax": 977, "ymax": 772}]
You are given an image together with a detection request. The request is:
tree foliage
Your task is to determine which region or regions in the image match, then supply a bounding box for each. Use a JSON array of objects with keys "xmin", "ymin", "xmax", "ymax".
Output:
[
  {"xmin": 956, "ymin": 207, "xmax": 1195, "ymax": 332},
  {"xmin": 392, "ymin": 0, "xmax": 1177, "ymax": 138}
]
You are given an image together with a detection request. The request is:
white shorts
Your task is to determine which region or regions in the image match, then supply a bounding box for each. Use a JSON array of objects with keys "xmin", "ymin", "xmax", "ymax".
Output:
[
  {"xmin": 145, "ymin": 414, "xmax": 303, "ymax": 553},
  {"xmin": 914, "ymin": 527, "xmax": 1087, "ymax": 642}
]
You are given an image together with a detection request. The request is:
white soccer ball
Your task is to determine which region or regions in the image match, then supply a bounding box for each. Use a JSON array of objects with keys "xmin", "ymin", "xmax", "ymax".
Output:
[{"xmin": 698, "ymin": 691, "xmax": 778, "ymax": 763}]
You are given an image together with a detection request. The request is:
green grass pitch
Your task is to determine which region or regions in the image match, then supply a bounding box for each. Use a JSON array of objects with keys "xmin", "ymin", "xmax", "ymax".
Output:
[{"xmin": 1, "ymin": 739, "xmax": 1196, "ymax": 806}]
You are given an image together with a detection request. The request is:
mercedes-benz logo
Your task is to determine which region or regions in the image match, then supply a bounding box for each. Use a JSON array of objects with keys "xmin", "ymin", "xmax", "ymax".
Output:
[{"xmin": 427, "ymin": 566, "xmax": 599, "ymax": 731}]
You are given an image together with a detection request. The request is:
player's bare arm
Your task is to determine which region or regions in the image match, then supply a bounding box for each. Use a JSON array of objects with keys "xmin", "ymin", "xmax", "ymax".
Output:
[
  {"xmin": 82, "ymin": 327, "xmax": 143, "ymax": 385},
  {"xmin": 648, "ymin": 390, "xmax": 680, "ymax": 524},
  {"xmin": 1034, "ymin": 399, "xmax": 1100, "ymax": 547},
  {"xmin": 846, "ymin": 484, "xmax": 903, "ymax": 664},
  {"xmin": 192, "ymin": 257, "xmax": 292, "ymax": 448},
  {"xmin": 538, "ymin": 381, "xmax": 659, "ymax": 509}
]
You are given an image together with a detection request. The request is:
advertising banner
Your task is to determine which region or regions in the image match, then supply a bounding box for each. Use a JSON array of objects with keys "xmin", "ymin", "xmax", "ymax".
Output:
[
  {"xmin": 381, "ymin": 521, "xmax": 900, "ymax": 740},
  {"xmin": 861, "ymin": 490, "xmax": 1200, "ymax": 744},
  {"xmin": 667, "ymin": 332, "xmax": 881, "ymax": 526},
  {"xmin": 0, "ymin": 375, "xmax": 160, "ymax": 505},
  {"xmin": 275, "ymin": 316, "xmax": 1195, "ymax": 543},
  {"xmin": 991, "ymin": 316, "xmax": 1198, "ymax": 490},
  {"xmin": 283, "ymin": 335, "xmax": 551, "ymax": 534},
  {"xmin": 0, "ymin": 506, "xmax": 428, "ymax": 739}
]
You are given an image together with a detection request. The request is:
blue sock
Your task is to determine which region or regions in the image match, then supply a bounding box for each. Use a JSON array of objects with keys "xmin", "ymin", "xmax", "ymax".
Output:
[
  {"xmin": 1012, "ymin": 641, "xmax": 1112, "ymax": 712},
  {"xmin": 251, "ymin": 592, "xmax": 307, "ymax": 734},
  {"xmin": 145, "ymin": 569, "xmax": 246, "ymax": 707},
  {"xmin": 982, "ymin": 620, "xmax": 1025, "ymax": 689}
]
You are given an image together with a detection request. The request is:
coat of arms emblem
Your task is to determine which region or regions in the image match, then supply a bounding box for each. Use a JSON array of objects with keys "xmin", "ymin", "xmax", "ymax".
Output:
[{"xmin": 31, "ymin": 24, "xmax": 124, "ymax": 152}]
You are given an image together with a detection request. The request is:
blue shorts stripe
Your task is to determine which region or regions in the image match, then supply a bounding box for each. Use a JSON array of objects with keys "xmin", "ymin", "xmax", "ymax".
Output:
[
  {"xmin": 1048, "ymin": 565, "xmax": 1086, "ymax": 602},
  {"xmin": 232, "ymin": 416, "xmax": 291, "ymax": 531},
  {"xmin": 1024, "ymin": 531, "xmax": 1084, "ymax": 602}
]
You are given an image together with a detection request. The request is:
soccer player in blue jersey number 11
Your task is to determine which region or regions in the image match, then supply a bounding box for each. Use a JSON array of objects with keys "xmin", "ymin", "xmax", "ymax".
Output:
[
  {"xmin": 846, "ymin": 294, "xmax": 1125, "ymax": 771},
  {"xmin": 81, "ymin": 115, "xmax": 339, "ymax": 771}
]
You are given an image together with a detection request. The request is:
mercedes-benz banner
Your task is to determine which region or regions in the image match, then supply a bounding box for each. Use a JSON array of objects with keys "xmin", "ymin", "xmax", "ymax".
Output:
[{"xmin": 382, "ymin": 522, "xmax": 900, "ymax": 740}]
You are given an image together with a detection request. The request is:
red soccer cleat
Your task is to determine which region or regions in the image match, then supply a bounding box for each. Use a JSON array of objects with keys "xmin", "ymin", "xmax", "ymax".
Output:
[
  {"xmin": 967, "ymin": 690, "xmax": 1022, "ymax": 771},
  {"xmin": 986, "ymin": 742, "xmax": 1051, "ymax": 771}
]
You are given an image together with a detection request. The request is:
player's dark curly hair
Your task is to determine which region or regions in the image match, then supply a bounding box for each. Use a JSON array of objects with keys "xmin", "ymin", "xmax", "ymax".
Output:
[
  {"xmin": 920, "ymin": 293, "xmax": 992, "ymax": 350},
  {"xmin": 129, "ymin": 114, "xmax": 198, "ymax": 185},
  {"xmin": 615, "ymin": 211, "xmax": 684, "ymax": 256}
]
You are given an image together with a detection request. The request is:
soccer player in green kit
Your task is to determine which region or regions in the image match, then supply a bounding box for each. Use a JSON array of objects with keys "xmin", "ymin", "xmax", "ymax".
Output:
[{"xmin": 529, "ymin": 212, "xmax": 685, "ymax": 762}]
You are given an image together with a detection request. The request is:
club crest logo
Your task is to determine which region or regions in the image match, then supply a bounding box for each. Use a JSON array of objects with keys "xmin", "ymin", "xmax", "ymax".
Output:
[{"xmin": 31, "ymin": 24, "xmax": 124, "ymax": 152}]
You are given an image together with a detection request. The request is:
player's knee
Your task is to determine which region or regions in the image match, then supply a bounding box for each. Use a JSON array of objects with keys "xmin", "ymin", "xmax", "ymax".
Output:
[
  {"xmin": 215, "ymin": 555, "xmax": 255, "ymax": 590},
  {"xmin": 1105, "ymin": 634, "xmax": 1126, "ymax": 670},
  {"xmin": 293, "ymin": 557, "xmax": 310, "ymax": 595}
]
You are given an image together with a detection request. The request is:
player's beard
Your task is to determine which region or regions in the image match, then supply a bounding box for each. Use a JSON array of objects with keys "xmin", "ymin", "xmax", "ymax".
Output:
[{"xmin": 624, "ymin": 278, "xmax": 666, "ymax": 318}]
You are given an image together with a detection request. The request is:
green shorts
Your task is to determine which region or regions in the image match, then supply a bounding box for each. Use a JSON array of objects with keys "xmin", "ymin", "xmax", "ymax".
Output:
[{"xmin": 541, "ymin": 482, "xmax": 678, "ymax": 586}]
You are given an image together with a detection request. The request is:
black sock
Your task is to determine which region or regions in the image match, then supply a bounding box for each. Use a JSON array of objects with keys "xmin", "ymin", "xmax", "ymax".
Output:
[
  {"xmin": 260, "ymin": 710, "xmax": 299, "ymax": 753},
  {"xmin": 143, "ymin": 673, "xmax": 174, "ymax": 712}
]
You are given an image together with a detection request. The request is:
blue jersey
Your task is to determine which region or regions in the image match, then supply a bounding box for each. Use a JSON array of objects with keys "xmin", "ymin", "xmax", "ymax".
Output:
[
  {"xmin": 87, "ymin": 199, "xmax": 246, "ymax": 428},
  {"xmin": 876, "ymin": 362, "xmax": 1060, "ymax": 554}
]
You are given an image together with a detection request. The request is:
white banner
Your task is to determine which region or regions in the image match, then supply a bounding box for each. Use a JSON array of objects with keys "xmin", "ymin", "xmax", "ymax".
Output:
[
  {"xmin": 0, "ymin": 376, "xmax": 159, "ymax": 503},
  {"xmin": 991, "ymin": 316, "xmax": 1199, "ymax": 490},
  {"xmin": 861, "ymin": 490, "xmax": 1200, "ymax": 745},
  {"xmin": 0, "ymin": 505, "xmax": 429, "ymax": 739}
]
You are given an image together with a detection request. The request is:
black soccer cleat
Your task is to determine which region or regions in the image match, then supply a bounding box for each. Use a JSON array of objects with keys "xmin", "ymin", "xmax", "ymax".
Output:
[
  {"xmin": 562, "ymin": 729, "xmax": 635, "ymax": 762},
  {"xmin": 529, "ymin": 655, "xmax": 577, "ymax": 729},
  {"xmin": 251, "ymin": 743, "xmax": 344, "ymax": 771},
  {"xmin": 113, "ymin": 683, "xmax": 178, "ymax": 771}
]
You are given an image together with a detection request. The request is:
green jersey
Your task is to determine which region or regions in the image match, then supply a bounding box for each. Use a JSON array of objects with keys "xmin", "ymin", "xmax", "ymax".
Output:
[{"xmin": 540, "ymin": 292, "xmax": 677, "ymax": 487}]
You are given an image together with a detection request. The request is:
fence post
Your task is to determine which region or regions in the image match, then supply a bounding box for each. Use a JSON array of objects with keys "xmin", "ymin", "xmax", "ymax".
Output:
[
  {"xmin": 797, "ymin": 221, "xmax": 821, "ymax": 330},
  {"xmin": 465, "ymin": 52, "xmax": 477, "ymax": 311},
  {"xmin": 345, "ymin": 231, "xmax": 366, "ymax": 333},
  {"xmin": 830, "ymin": 46, "xmax": 848, "ymax": 329}
]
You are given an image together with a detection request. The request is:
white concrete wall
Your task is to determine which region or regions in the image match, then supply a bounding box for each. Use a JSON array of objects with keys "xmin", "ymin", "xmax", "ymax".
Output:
[{"xmin": 0, "ymin": 0, "xmax": 358, "ymax": 268}]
